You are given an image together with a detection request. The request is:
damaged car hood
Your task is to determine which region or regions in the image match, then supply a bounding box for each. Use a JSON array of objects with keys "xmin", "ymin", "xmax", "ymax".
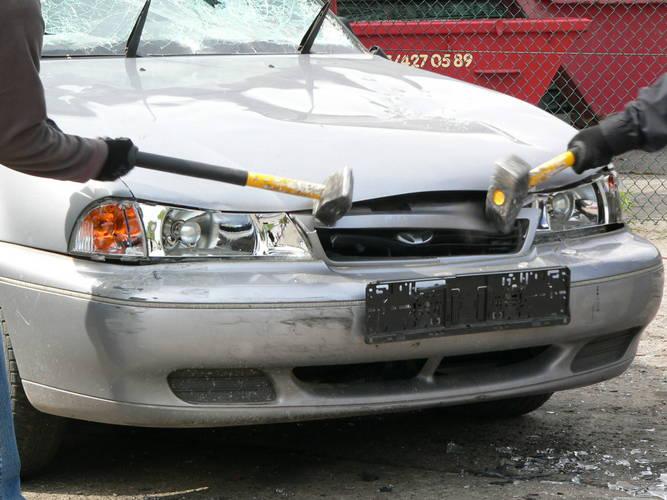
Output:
[{"xmin": 42, "ymin": 54, "xmax": 582, "ymax": 212}]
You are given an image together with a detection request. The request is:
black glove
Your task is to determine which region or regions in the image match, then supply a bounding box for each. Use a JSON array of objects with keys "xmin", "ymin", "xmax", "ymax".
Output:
[
  {"xmin": 567, "ymin": 125, "xmax": 614, "ymax": 174},
  {"xmin": 96, "ymin": 138, "xmax": 138, "ymax": 181}
]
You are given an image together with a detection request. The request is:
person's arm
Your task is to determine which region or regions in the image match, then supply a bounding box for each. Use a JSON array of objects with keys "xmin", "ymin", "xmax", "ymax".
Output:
[
  {"xmin": 0, "ymin": 0, "xmax": 133, "ymax": 182},
  {"xmin": 568, "ymin": 73, "xmax": 667, "ymax": 173}
]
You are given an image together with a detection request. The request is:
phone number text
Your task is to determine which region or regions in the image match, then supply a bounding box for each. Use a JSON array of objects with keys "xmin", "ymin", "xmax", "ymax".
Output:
[{"xmin": 388, "ymin": 53, "xmax": 474, "ymax": 69}]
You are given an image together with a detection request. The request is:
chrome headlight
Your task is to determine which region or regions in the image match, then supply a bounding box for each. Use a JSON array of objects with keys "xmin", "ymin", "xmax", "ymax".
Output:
[
  {"xmin": 69, "ymin": 199, "xmax": 311, "ymax": 261},
  {"xmin": 535, "ymin": 172, "xmax": 623, "ymax": 233}
]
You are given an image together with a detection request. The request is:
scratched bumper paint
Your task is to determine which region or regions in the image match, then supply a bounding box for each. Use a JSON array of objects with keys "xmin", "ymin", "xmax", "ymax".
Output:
[{"xmin": 0, "ymin": 228, "xmax": 661, "ymax": 427}]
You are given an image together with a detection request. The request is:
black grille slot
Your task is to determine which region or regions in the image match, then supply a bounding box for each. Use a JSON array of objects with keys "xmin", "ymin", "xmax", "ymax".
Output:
[
  {"xmin": 571, "ymin": 329, "xmax": 640, "ymax": 373},
  {"xmin": 435, "ymin": 346, "xmax": 550, "ymax": 377},
  {"xmin": 294, "ymin": 359, "xmax": 427, "ymax": 385},
  {"xmin": 168, "ymin": 368, "xmax": 275, "ymax": 404},
  {"xmin": 317, "ymin": 221, "xmax": 527, "ymax": 261}
]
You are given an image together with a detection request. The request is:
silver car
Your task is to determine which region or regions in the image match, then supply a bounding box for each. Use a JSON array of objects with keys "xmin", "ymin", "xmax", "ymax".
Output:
[{"xmin": 0, "ymin": 0, "xmax": 662, "ymax": 475}]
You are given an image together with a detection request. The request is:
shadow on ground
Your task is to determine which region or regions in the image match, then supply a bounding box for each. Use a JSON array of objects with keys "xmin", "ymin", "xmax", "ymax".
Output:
[{"xmin": 22, "ymin": 362, "xmax": 667, "ymax": 499}]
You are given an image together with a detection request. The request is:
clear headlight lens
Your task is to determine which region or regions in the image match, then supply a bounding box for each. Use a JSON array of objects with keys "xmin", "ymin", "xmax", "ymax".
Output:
[
  {"xmin": 70, "ymin": 200, "xmax": 311, "ymax": 261},
  {"xmin": 535, "ymin": 172, "xmax": 622, "ymax": 233}
]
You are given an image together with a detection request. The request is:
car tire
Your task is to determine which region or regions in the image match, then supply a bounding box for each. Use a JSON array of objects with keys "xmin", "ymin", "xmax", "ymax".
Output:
[
  {"xmin": 1, "ymin": 311, "xmax": 66, "ymax": 477},
  {"xmin": 444, "ymin": 393, "xmax": 554, "ymax": 419}
]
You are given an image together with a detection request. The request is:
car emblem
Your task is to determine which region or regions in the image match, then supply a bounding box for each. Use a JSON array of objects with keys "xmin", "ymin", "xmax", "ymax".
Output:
[{"xmin": 395, "ymin": 231, "xmax": 434, "ymax": 245}]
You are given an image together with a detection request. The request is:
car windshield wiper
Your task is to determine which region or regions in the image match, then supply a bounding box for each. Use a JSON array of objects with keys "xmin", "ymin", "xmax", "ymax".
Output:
[
  {"xmin": 126, "ymin": 0, "xmax": 221, "ymax": 57},
  {"xmin": 125, "ymin": 0, "xmax": 152, "ymax": 58},
  {"xmin": 298, "ymin": 0, "xmax": 333, "ymax": 54}
]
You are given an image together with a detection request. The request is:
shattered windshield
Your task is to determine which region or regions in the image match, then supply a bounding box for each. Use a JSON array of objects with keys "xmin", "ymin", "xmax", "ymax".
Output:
[{"xmin": 42, "ymin": 0, "xmax": 362, "ymax": 56}]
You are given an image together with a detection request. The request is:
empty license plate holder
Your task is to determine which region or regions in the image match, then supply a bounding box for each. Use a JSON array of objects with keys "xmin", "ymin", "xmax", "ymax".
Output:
[{"xmin": 365, "ymin": 268, "xmax": 570, "ymax": 344}]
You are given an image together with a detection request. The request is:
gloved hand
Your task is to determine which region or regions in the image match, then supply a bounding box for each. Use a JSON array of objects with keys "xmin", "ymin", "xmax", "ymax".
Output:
[
  {"xmin": 96, "ymin": 138, "xmax": 138, "ymax": 181},
  {"xmin": 567, "ymin": 125, "xmax": 614, "ymax": 174}
]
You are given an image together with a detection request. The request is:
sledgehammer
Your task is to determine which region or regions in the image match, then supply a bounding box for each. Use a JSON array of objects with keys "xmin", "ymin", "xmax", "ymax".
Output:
[
  {"xmin": 133, "ymin": 151, "xmax": 353, "ymax": 226},
  {"xmin": 485, "ymin": 150, "xmax": 576, "ymax": 233}
]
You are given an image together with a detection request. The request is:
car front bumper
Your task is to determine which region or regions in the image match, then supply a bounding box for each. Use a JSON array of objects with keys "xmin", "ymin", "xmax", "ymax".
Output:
[{"xmin": 0, "ymin": 228, "xmax": 661, "ymax": 427}]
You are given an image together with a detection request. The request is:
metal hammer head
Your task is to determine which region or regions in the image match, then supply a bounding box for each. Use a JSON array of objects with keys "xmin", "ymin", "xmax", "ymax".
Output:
[
  {"xmin": 313, "ymin": 166, "xmax": 354, "ymax": 225},
  {"xmin": 485, "ymin": 155, "xmax": 531, "ymax": 233}
]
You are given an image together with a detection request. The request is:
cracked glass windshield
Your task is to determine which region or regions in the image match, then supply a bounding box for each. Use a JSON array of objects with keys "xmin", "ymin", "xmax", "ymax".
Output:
[{"xmin": 42, "ymin": 0, "xmax": 361, "ymax": 56}]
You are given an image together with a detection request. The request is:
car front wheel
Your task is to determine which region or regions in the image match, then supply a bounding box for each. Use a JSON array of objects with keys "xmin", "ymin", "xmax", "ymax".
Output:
[{"xmin": 2, "ymin": 310, "xmax": 66, "ymax": 477}]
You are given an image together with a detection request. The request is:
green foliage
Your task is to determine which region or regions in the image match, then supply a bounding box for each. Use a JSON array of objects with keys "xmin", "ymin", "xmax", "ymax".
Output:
[{"xmin": 619, "ymin": 191, "xmax": 634, "ymax": 211}]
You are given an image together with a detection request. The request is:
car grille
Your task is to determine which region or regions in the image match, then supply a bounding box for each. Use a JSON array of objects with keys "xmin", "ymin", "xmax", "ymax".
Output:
[
  {"xmin": 293, "ymin": 347, "xmax": 550, "ymax": 388},
  {"xmin": 293, "ymin": 359, "xmax": 427, "ymax": 385},
  {"xmin": 317, "ymin": 220, "xmax": 527, "ymax": 261},
  {"xmin": 571, "ymin": 328, "xmax": 640, "ymax": 372},
  {"xmin": 434, "ymin": 346, "xmax": 550, "ymax": 377},
  {"xmin": 168, "ymin": 368, "xmax": 276, "ymax": 404}
]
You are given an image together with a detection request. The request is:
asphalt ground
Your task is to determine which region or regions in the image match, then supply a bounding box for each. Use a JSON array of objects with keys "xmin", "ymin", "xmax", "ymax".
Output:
[{"xmin": 19, "ymin": 237, "xmax": 667, "ymax": 500}]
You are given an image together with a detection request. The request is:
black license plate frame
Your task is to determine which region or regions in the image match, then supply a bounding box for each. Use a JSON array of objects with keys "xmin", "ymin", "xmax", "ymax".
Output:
[{"xmin": 365, "ymin": 268, "xmax": 570, "ymax": 344}]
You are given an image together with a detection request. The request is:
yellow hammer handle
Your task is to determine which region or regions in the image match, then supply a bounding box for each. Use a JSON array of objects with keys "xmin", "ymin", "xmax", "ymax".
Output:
[
  {"xmin": 246, "ymin": 172, "xmax": 324, "ymax": 199},
  {"xmin": 528, "ymin": 150, "xmax": 576, "ymax": 188}
]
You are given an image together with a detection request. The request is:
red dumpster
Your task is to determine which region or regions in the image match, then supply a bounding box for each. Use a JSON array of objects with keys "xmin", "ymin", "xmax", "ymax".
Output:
[
  {"xmin": 515, "ymin": 0, "xmax": 667, "ymax": 115},
  {"xmin": 351, "ymin": 19, "xmax": 591, "ymax": 105}
]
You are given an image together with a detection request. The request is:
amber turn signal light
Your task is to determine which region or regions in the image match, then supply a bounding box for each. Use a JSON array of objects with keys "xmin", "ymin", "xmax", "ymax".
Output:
[{"xmin": 70, "ymin": 201, "xmax": 146, "ymax": 257}]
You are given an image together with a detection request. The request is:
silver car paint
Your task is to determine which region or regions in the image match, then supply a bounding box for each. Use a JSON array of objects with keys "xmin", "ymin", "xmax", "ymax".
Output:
[
  {"xmin": 0, "ymin": 53, "xmax": 661, "ymax": 427},
  {"xmin": 0, "ymin": 228, "xmax": 661, "ymax": 426},
  {"xmin": 0, "ymin": 54, "xmax": 593, "ymax": 253}
]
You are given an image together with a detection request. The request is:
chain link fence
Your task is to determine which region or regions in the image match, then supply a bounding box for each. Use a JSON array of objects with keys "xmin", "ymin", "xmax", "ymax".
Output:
[{"xmin": 334, "ymin": 0, "xmax": 667, "ymax": 229}]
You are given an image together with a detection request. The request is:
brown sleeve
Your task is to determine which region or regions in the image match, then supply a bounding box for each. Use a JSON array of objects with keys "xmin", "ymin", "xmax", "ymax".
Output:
[{"xmin": 0, "ymin": 0, "xmax": 107, "ymax": 182}]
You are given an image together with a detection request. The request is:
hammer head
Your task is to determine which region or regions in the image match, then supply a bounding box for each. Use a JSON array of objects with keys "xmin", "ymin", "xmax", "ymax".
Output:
[
  {"xmin": 313, "ymin": 166, "xmax": 354, "ymax": 226},
  {"xmin": 485, "ymin": 155, "xmax": 531, "ymax": 233}
]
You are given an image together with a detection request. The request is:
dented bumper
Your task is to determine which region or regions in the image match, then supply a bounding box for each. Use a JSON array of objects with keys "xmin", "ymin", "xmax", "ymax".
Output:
[{"xmin": 0, "ymin": 228, "xmax": 661, "ymax": 427}]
